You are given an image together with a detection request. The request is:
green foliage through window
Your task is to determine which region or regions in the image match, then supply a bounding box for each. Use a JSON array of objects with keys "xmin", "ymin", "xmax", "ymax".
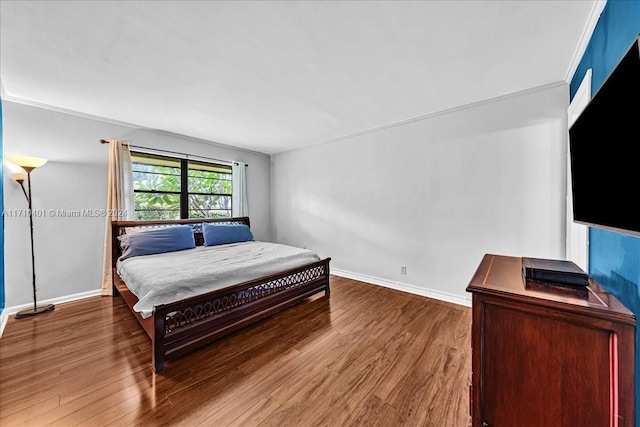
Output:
[{"xmin": 132, "ymin": 152, "xmax": 232, "ymax": 220}]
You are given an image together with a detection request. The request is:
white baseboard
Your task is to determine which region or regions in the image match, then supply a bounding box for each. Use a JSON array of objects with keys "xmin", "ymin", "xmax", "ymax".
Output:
[
  {"xmin": 0, "ymin": 312, "xmax": 8, "ymax": 340},
  {"xmin": 0, "ymin": 289, "xmax": 102, "ymax": 339},
  {"xmin": 331, "ymin": 268, "xmax": 472, "ymax": 308}
]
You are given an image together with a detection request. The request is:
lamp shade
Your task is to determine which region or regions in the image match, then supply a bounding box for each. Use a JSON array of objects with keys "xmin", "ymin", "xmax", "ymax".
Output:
[
  {"xmin": 6, "ymin": 155, "xmax": 48, "ymax": 170},
  {"xmin": 11, "ymin": 172, "xmax": 27, "ymax": 183}
]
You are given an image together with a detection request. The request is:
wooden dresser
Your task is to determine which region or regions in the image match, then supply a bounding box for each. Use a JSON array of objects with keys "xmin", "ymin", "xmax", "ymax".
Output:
[{"xmin": 466, "ymin": 254, "xmax": 635, "ymax": 427}]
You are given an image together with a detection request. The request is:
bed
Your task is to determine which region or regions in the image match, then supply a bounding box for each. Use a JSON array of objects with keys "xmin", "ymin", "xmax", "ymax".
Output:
[{"xmin": 111, "ymin": 217, "xmax": 331, "ymax": 373}]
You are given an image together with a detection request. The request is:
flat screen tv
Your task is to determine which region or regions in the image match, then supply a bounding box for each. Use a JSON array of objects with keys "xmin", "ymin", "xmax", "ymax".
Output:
[{"xmin": 569, "ymin": 35, "xmax": 640, "ymax": 237}]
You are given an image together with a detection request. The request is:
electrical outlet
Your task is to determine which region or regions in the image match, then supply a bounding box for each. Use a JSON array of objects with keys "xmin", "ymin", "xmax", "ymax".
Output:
[{"xmin": 401, "ymin": 266, "xmax": 407, "ymax": 275}]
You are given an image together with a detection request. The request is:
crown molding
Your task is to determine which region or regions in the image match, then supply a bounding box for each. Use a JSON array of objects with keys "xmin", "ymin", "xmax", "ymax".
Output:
[
  {"xmin": 564, "ymin": 0, "xmax": 607, "ymax": 83},
  {"xmin": 274, "ymin": 80, "xmax": 568, "ymax": 156},
  {"xmin": 0, "ymin": 94, "xmax": 269, "ymax": 157}
]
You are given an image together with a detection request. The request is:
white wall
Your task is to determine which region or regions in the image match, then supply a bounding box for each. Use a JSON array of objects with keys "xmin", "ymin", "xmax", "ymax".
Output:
[
  {"xmin": 271, "ymin": 83, "xmax": 569, "ymax": 304},
  {"xmin": 2, "ymin": 100, "xmax": 271, "ymax": 308}
]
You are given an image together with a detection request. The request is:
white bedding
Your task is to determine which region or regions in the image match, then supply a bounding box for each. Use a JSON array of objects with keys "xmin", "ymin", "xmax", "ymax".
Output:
[{"xmin": 116, "ymin": 241, "xmax": 321, "ymax": 318}]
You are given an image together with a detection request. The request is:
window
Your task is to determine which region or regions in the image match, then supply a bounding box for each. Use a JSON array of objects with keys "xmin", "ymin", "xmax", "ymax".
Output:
[{"xmin": 131, "ymin": 152, "xmax": 232, "ymax": 220}]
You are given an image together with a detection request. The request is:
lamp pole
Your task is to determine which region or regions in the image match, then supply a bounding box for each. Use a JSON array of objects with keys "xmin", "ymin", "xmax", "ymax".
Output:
[
  {"xmin": 14, "ymin": 166, "xmax": 54, "ymax": 319},
  {"xmin": 26, "ymin": 168, "xmax": 37, "ymax": 312}
]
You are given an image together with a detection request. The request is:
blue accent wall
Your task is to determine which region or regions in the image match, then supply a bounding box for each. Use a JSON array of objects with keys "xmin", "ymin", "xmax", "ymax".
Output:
[
  {"xmin": 569, "ymin": 0, "xmax": 640, "ymax": 420},
  {"xmin": 1, "ymin": 98, "xmax": 4, "ymax": 314}
]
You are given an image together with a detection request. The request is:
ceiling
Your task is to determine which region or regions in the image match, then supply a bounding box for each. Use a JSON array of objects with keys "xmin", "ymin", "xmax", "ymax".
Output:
[{"xmin": 0, "ymin": 1, "xmax": 600, "ymax": 155}]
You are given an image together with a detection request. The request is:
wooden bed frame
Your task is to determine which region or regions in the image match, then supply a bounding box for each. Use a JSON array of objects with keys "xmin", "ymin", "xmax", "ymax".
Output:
[{"xmin": 111, "ymin": 217, "xmax": 331, "ymax": 373}]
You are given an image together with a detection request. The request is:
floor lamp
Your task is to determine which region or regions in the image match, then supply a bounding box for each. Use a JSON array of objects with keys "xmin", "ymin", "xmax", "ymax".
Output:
[{"xmin": 6, "ymin": 155, "xmax": 55, "ymax": 319}]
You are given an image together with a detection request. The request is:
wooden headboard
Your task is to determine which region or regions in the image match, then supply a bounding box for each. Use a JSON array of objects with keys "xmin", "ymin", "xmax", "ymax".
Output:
[{"xmin": 110, "ymin": 216, "xmax": 251, "ymax": 269}]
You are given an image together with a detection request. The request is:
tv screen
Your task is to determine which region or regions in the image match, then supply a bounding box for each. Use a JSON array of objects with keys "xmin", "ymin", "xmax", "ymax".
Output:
[{"xmin": 569, "ymin": 35, "xmax": 640, "ymax": 237}]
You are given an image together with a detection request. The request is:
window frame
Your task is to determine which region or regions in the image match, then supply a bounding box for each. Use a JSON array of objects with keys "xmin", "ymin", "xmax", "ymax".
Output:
[{"xmin": 131, "ymin": 151, "xmax": 233, "ymax": 220}]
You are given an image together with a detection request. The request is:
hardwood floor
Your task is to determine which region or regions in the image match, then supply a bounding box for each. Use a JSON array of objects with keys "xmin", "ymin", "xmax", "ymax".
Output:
[{"xmin": 0, "ymin": 276, "xmax": 472, "ymax": 426}]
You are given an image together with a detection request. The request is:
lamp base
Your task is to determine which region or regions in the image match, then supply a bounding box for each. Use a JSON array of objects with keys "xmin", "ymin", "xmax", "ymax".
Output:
[{"xmin": 15, "ymin": 304, "xmax": 55, "ymax": 319}]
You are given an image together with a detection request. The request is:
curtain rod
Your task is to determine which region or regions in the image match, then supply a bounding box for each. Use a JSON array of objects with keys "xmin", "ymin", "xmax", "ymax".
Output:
[{"xmin": 100, "ymin": 139, "xmax": 248, "ymax": 167}]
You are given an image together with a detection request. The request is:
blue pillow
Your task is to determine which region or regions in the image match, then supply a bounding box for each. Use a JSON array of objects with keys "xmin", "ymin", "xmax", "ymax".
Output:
[
  {"xmin": 203, "ymin": 223, "xmax": 254, "ymax": 246},
  {"xmin": 118, "ymin": 225, "xmax": 196, "ymax": 260}
]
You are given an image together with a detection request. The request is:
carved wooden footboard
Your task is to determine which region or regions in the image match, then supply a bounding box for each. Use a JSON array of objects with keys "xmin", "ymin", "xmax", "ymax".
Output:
[{"xmin": 111, "ymin": 217, "xmax": 331, "ymax": 373}]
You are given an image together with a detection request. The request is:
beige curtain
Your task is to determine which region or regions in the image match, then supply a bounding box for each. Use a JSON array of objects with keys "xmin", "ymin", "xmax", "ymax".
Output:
[{"xmin": 100, "ymin": 140, "xmax": 134, "ymax": 296}]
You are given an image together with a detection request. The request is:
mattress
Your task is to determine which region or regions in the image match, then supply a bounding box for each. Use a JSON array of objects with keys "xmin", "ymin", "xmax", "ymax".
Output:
[{"xmin": 116, "ymin": 241, "xmax": 321, "ymax": 318}]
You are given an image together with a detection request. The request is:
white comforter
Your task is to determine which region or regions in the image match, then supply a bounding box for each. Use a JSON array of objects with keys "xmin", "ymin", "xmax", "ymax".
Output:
[{"xmin": 116, "ymin": 241, "xmax": 321, "ymax": 318}]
